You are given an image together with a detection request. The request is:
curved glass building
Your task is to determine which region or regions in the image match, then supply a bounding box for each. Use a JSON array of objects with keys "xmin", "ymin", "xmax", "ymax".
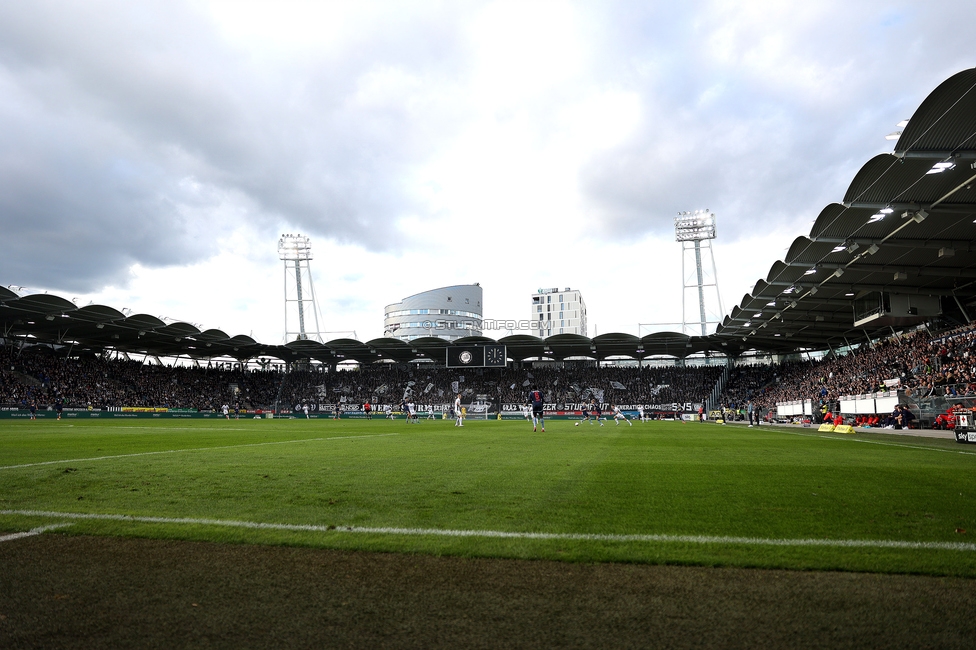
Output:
[{"xmin": 384, "ymin": 284, "xmax": 483, "ymax": 342}]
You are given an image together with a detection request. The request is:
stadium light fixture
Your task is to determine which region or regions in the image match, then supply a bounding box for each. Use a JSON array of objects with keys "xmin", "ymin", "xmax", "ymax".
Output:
[
  {"xmin": 927, "ymin": 162, "xmax": 955, "ymax": 175},
  {"xmin": 913, "ymin": 209, "xmax": 928, "ymax": 223},
  {"xmin": 803, "ymin": 268, "xmax": 817, "ymax": 275},
  {"xmin": 866, "ymin": 244, "xmax": 880, "ymax": 255},
  {"xmin": 845, "ymin": 242, "xmax": 860, "ymax": 254},
  {"xmin": 833, "ymin": 268, "xmax": 845, "ymax": 278}
]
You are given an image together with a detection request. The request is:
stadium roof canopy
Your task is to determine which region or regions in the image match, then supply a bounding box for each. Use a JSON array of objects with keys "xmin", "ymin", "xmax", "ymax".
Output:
[
  {"xmin": 712, "ymin": 66, "xmax": 976, "ymax": 355},
  {"xmin": 4, "ymin": 68, "xmax": 976, "ymax": 363},
  {"xmin": 0, "ymin": 284, "xmax": 722, "ymax": 363}
]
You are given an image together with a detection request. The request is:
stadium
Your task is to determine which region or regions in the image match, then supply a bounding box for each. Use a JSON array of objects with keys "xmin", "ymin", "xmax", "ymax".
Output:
[{"xmin": 3, "ymin": 19, "xmax": 976, "ymax": 650}]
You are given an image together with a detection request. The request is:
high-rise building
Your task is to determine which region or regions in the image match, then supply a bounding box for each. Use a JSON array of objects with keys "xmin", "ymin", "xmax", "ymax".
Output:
[
  {"xmin": 530, "ymin": 287, "xmax": 586, "ymax": 338},
  {"xmin": 384, "ymin": 284, "xmax": 483, "ymax": 342}
]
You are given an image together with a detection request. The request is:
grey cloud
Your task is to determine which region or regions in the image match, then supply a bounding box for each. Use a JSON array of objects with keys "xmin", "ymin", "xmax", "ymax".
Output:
[
  {"xmin": 575, "ymin": 1, "xmax": 976, "ymax": 243},
  {"xmin": 0, "ymin": 1, "xmax": 474, "ymax": 292}
]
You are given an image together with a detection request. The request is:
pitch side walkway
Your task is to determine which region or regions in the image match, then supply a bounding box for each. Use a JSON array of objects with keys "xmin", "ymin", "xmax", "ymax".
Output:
[{"xmin": 720, "ymin": 418, "xmax": 957, "ymax": 440}]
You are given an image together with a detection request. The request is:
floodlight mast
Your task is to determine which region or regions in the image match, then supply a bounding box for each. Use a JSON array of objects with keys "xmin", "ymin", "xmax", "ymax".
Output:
[
  {"xmin": 675, "ymin": 210, "xmax": 724, "ymax": 337},
  {"xmin": 278, "ymin": 234, "xmax": 324, "ymax": 343}
]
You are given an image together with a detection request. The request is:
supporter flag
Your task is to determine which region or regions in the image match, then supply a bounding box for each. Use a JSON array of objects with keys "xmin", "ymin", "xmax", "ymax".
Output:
[
  {"xmin": 589, "ymin": 388, "xmax": 604, "ymax": 402},
  {"xmin": 451, "ymin": 381, "xmax": 459, "ymax": 394},
  {"xmin": 611, "ymin": 381, "xmax": 627, "ymax": 390}
]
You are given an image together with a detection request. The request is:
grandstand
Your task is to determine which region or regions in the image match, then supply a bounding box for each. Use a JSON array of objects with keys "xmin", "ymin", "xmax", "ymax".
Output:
[{"xmin": 4, "ymin": 68, "xmax": 976, "ymax": 430}]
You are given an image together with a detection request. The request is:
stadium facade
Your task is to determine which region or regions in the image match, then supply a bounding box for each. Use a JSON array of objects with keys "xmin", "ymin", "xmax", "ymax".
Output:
[
  {"xmin": 531, "ymin": 287, "xmax": 587, "ymax": 337},
  {"xmin": 384, "ymin": 284, "xmax": 483, "ymax": 342}
]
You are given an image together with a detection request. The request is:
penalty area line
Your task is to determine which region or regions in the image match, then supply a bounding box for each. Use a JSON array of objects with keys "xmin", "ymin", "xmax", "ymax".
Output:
[
  {"xmin": 0, "ymin": 523, "xmax": 73, "ymax": 543},
  {"xmin": 1, "ymin": 509, "xmax": 974, "ymax": 552},
  {"xmin": 0, "ymin": 433, "xmax": 399, "ymax": 471}
]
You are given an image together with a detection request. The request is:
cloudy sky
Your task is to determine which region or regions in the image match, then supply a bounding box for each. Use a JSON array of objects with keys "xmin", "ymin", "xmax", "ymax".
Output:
[{"xmin": 1, "ymin": 1, "xmax": 974, "ymax": 345}]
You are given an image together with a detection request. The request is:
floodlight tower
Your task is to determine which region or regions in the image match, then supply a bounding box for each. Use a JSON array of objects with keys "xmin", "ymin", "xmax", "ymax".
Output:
[
  {"xmin": 278, "ymin": 233, "xmax": 324, "ymax": 343},
  {"xmin": 675, "ymin": 210, "xmax": 724, "ymax": 336}
]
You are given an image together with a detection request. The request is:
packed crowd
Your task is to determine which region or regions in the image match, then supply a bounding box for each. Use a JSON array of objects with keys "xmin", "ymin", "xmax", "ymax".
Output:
[
  {"xmin": 718, "ymin": 322, "xmax": 976, "ymax": 427},
  {"xmin": 1, "ymin": 343, "xmax": 723, "ymax": 412},
  {"xmin": 5, "ymin": 320, "xmax": 976, "ymax": 420}
]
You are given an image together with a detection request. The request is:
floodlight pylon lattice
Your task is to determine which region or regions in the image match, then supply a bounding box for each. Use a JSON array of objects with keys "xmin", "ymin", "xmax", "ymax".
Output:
[
  {"xmin": 675, "ymin": 210, "xmax": 724, "ymax": 337},
  {"xmin": 278, "ymin": 234, "xmax": 324, "ymax": 343}
]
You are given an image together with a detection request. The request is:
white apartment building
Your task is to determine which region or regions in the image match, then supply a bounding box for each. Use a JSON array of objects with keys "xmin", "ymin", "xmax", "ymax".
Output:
[{"xmin": 531, "ymin": 287, "xmax": 586, "ymax": 338}]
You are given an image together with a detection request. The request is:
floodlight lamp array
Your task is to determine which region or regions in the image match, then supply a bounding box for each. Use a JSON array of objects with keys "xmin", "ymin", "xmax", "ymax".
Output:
[
  {"xmin": 674, "ymin": 210, "xmax": 717, "ymax": 241},
  {"xmin": 278, "ymin": 234, "xmax": 314, "ymax": 261}
]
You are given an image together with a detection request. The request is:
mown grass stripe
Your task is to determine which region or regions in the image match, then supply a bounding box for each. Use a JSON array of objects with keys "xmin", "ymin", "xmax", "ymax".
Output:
[
  {"xmin": 3, "ymin": 509, "xmax": 973, "ymax": 552},
  {"xmin": 0, "ymin": 433, "xmax": 399, "ymax": 470}
]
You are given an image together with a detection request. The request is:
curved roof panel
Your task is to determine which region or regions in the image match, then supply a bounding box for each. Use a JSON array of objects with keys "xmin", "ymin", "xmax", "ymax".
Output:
[{"xmin": 895, "ymin": 68, "xmax": 976, "ymax": 154}]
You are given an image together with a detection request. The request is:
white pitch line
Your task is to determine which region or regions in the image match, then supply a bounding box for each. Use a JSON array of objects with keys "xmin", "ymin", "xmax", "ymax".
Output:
[
  {"xmin": 2, "ymin": 509, "xmax": 973, "ymax": 552},
  {"xmin": 0, "ymin": 433, "xmax": 399, "ymax": 470},
  {"xmin": 777, "ymin": 428, "xmax": 976, "ymax": 456},
  {"xmin": 0, "ymin": 523, "xmax": 73, "ymax": 543}
]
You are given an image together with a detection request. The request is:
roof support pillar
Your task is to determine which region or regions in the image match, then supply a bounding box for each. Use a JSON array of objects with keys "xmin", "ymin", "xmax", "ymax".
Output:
[{"xmin": 953, "ymin": 294, "xmax": 971, "ymax": 324}]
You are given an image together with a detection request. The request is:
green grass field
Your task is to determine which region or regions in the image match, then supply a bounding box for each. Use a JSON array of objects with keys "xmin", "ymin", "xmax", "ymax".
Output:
[{"xmin": 2, "ymin": 417, "xmax": 975, "ymax": 576}]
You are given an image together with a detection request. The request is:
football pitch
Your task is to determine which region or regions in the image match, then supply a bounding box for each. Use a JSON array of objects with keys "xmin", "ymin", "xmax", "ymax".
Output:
[{"xmin": 2, "ymin": 417, "xmax": 975, "ymax": 577}]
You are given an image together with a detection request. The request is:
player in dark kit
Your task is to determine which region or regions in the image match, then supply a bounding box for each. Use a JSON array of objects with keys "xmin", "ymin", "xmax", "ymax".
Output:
[
  {"xmin": 527, "ymin": 386, "xmax": 545, "ymax": 432},
  {"xmin": 590, "ymin": 398, "xmax": 604, "ymax": 426}
]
